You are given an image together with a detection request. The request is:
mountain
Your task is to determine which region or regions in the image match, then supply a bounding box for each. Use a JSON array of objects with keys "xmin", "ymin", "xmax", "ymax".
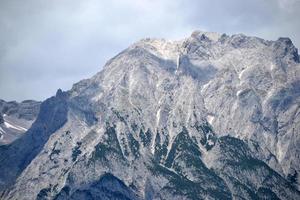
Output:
[
  {"xmin": 0, "ymin": 31, "xmax": 300, "ymax": 199},
  {"xmin": 0, "ymin": 99, "xmax": 41, "ymax": 145}
]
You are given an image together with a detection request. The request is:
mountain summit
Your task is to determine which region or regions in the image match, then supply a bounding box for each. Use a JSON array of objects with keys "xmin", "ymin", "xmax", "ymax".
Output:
[{"xmin": 0, "ymin": 31, "xmax": 300, "ymax": 199}]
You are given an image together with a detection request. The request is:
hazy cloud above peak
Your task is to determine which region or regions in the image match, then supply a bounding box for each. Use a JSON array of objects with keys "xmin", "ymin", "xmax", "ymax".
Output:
[{"xmin": 1, "ymin": 0, "xmax": 300, "ymax": 101}]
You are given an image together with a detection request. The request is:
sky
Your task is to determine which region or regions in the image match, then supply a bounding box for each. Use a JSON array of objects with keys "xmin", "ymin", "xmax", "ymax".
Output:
[{"xmin": 0, "ymin": 0, "xmax": 300, "ymax": 101}]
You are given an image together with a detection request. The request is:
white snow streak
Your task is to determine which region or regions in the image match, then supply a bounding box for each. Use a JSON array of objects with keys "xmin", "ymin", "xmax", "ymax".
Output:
[
  {"xmin": 4, "ymin": 121, "xmax": 27, "ymax": 131},
  {"xmin": 207, "ymin": 115, "xmax": 215, "ymax": 124}
]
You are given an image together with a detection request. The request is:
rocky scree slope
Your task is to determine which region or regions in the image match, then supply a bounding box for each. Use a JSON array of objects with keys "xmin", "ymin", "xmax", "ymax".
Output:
[{"xmin": 0, "ymin": 31, "xmax": 300, "ymax": 199}]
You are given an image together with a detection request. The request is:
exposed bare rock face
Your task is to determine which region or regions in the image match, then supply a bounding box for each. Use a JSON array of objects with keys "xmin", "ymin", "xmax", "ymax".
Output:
[{"xmin": 0, "ymin": 31, "xmax": 300, "ymax": 199}]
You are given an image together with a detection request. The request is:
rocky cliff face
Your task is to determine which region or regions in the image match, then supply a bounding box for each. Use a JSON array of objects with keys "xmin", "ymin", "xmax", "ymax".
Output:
[
  {"xmin": 0, "ymin": 31, "xmax": 299, "ymax": 199},
  {"xmin": 0, "ymin": 99, "xmax": 41, "ymax": 145}
]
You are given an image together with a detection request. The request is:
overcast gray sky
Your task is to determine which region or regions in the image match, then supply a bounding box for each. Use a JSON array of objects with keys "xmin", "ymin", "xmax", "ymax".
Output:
[{"xmin": 1, "ymin": 0, "xmax": 300, "ymax": 101}]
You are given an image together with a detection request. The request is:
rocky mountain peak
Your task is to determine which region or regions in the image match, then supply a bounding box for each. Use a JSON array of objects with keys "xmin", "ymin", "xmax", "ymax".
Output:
[
  {"xmin": 1, "ymin": 31, "xmax": 300, "ymax": 199},
  {"xmin": 0, "ymin": 99, "xmax": 41, "ymax": 145},
  {"xmin": 0, "ymin": 112, "xmax": 4, "ymax": 124}
]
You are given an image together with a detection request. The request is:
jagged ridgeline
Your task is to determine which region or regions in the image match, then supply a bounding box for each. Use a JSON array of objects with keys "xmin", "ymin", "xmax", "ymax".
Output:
[{"xmin": 1, "ymin": 31, "xmax": 300, "ymax": 199}]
